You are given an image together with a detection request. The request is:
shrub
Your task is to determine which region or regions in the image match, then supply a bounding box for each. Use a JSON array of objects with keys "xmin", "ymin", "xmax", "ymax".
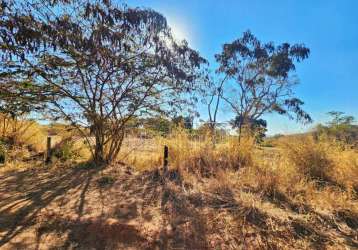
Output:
[
  {"xmin": 282, "ymin": 136, "xmax": 358, "ymax": 192},
  {"xmin": 284, "ymin": 137, "xmax": 332, "ymax": 181},
  {"xmin": 0, "ymin": 141, "xmax": 7, "ymax": 164},
  {"xmin": 53, "ymin": 140, "xmax": 78, "ymax": 161}
]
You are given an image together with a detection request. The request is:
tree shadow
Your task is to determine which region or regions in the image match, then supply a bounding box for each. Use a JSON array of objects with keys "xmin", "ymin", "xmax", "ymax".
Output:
[
  {"xmin": 159, "ymin": 169, "xmax": 209, "ymax": 250},
  {"xmin": 186, "ymin": 184, "xmax": 340, "ymax": 249},
  {"xmin": 239, "ymin": 187, "xmax": 358, "ymax": 249},
  {"xmin": 35, "ymin": 215, "xmax": 151, "ymax": 250},
  {"xmin": 32, "ymin": 167, "xmax": 166, "ymax": 249},
  {"xmin": 0, "ymin": 163, "xmax": 100, "ymax": 248}
]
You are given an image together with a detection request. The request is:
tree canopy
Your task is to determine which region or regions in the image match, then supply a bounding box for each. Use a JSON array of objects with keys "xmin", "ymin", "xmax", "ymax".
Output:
[
  {"xmin": 215, "ymin": 30, "xmax": 312, "ymax": 138},
  {"xmin": 0, "ymin": 0, "xmax": 206, "ymax": 163}
]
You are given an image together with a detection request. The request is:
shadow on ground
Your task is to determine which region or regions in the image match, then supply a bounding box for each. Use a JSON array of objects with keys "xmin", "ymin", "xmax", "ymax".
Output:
[
  {"xmin": 0, "ymin": 165, "xmax": 357, "ymax": 249},
  {"xmin": 0, "ymin": 164, "xmax": 99, "ymax": 248}
]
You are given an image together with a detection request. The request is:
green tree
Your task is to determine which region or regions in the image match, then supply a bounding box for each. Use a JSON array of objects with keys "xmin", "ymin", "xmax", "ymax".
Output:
[
  {"xmin": 0, "ymin": 0, "xmax": 206, "ymax": 164},
  {"xmin": 172, "ymin": 115, "xmax": 194, "ymax": 130},
  {"xmin": 215, "ymin": 31, "xmax": 312, "ymax": 141},
  {"xmin": 231, "ymin": 116, "xmax": 267, "ymax": 143},
  {"xmin": 316, "ymin": 111, "xmax": 357, "ymax": 146},
  {"xmin": 142, "ymin": 116, "xmax": 172, "ymax": 136}
]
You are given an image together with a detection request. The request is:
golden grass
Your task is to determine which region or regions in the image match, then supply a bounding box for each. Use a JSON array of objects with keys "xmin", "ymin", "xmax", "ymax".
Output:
[
  {"xmin": 280, "ymin": 136, "xmax": 358, "ymax": 191},
  {"xmin": 3, "ymin": 119, "xmax": 357, "ymax": 204},
  {"xmin": 160, "ymin": 127, "xmax": 254, "ymax": 174},
  {"xmin": 1, "ymin": 124, "xmax": 358, "ymax": 249},
  {"xmin": 0, "ymin": 116, "xmax": 47, "ymax": 152},
  {"xmin": 119, "ymin": 128, "xmax": 357, "ymax": 209}
]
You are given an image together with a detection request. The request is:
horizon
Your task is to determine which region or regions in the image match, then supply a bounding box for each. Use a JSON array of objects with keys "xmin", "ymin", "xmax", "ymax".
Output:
[{"xmin": 127, "ymin": 0, "xmax": 358, "ymax": 135}]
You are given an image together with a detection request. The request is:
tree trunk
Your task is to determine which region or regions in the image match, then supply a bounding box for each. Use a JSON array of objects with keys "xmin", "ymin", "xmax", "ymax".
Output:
[
  {"xmin": 106, "ymin": 130, "xmax": 125, "ymax": 164},
  {"xmin": 93, "ymin": 124, "xmax": 106, "ymax": 165},
  {"xmin": 238, "ymin": 122, "xmax": 243, "ymax": 144},
  {"xmin": 94, "ymin": 136, "xmax": 105, "ymax": 165},
  {"xmin": 209, "ymin": 124, "xmax": 216, "ymax": 148}
]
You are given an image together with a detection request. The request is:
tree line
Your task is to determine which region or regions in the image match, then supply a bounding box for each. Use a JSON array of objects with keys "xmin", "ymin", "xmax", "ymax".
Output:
[{"xmin": 0, "ymin": 0, "xmax": 312, "ymax": 164}]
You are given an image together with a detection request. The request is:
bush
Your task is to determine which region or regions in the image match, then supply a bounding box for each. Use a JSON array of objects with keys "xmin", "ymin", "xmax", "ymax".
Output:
[
  {"xmin": 53, "ymin": 140, "xmax": 78, "ymax": 161},
  {"xmin": 284, "ymin": 137, "xmax": 332, "ymax": 181},
  {"xmin": 0, "ymin": 141, "xmax": 7, "ymax": 164},
  {"xmin": 283, "ymin": 136, "xmax": 358, "ymax": 191}
]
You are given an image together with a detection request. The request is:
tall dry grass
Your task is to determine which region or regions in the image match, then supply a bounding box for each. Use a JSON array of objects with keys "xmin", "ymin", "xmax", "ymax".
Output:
[
  {"xmin": 0, "ymin": 115, "xmax": 47, "ymax": 152},
  {"xmin": 281, "ymin": 136, "xmax": 358, "ymax": 192},
  {"xmin": 122, "ymin": 127, "xmax": 255, "ymax": 175},
  {"xmin": 140, "ymin": 128, "xmax": 358, "ymax": 215},
  {"xmin": 232, "ymin": 135, "xmax": 358, "ymax": 215}
]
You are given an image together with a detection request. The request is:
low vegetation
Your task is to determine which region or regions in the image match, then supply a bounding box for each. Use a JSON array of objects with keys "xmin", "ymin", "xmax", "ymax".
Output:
[
  {"xmin": 0, "ymin": 0, "xmax": 357, "ymax": 249},
  {"xmin": 0, "ymin": 118, "xmax": 357, "ymax": 249}
]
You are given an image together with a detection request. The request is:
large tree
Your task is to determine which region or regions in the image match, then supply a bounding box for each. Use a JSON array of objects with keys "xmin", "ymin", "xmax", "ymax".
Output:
[
  {"xmin": 0, "ymin": 0, "xmax": 206, "ymax": 163},
  {"xmin": 215, "ymin": 31, "xmax": 312, "ymax": 140}
]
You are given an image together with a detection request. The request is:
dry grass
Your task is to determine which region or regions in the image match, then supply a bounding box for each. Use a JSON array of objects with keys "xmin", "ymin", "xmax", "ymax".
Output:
[
  {"xmin": 0, "ymin": 125, "xmax": 357, "ymax": 249},
  {"xmin": 0, "ymin": 115, "xmax": 47, "ymax": 152},
  {"xmin": 281, "ymin": 136, "xmax": 358, "ymax": 192}
]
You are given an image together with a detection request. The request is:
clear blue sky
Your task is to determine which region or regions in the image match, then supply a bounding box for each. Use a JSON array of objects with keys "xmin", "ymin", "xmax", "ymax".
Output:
[{"xmin": 127, "ymin": 0, "xmax": 358, "ymax": 135}]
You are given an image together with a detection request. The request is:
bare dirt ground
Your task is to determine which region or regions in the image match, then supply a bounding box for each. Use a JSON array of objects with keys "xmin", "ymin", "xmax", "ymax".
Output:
[
  {"xmin": 0, "ymin": 164, "xmax": 165, "ymax": 249},
  {"xmin": 0, "ymin": 163, "xmax": 357, "ymax": 249}
]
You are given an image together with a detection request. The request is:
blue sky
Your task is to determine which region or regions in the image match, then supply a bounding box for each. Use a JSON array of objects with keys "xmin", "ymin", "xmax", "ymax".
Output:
[{"xmin": 127, "ymin": 0, "xmax": 358, "ymax": 135}]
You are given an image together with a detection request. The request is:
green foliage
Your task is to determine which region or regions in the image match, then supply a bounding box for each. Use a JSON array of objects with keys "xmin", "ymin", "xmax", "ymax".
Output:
[
  {"xmin": 172, "ymin": 116, "xmax": 194, "ymax": 130},
  {"xmin": 53, "ymin": 140, "xmax": 78, "ymax": 161},
  {"xmin": 315, "ymin": 111, "xmax": 357, "ymax": 147},
  {"xmin": 142, "ymin": 116, "xmax": 172, "ymax": 136},
  {"xmin": 215, "ymin": 30, "xmax": 312, "ymax": 133},
  {"xmin": 231, "ymin": 116, "xmax": 267, "ymax": 143}
]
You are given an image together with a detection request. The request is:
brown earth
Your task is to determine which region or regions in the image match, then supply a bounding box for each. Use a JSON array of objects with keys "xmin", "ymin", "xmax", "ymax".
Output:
[{"xmin": 0, "ymin": 163, "xmax": 357, "ymax": 250}]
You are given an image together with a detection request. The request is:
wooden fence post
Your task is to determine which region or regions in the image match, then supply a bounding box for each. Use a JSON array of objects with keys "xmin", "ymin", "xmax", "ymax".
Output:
[
  {"xmin": 163, "ymin": 145, "xmax": 168, "ymax": 174},
  {"xmin": 45, "ymin": 136, "xmax": 52, "ymax": 164},
  {"xmin": 0, "ymin": 150, "xmax": 6, "ymax": 166}
]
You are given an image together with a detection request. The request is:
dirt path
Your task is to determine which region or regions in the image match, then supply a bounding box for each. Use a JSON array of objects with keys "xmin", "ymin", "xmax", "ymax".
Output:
[
  {"xmin": 0, "ymin": 165, "xmax": 166, "ymax": 249},
  {"xmin": 0, "ymin": 164, "xmax": 357, "ymax": 249}
]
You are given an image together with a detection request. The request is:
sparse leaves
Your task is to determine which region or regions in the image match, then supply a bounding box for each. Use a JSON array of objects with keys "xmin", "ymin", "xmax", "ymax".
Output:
[
  {"xmin": 0, "ymin": 0, "xmax": 206, "ymax": 163},
  {"xmin": 215, "ymin": 30, "xmax": 312, "ymax": 138}
]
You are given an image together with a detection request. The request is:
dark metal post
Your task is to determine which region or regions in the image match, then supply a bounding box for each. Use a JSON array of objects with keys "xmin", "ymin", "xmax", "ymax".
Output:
[
  {"xmin": 0, "ymin": 150, "xmax": 6, "ymax": 166},
  {"xmin": 46, "ymin": 136, "xmax": 52, "ymax": 164},
  {"xmin": 163, "ymin": 145, "xmax": 168, "ymax": 174}
]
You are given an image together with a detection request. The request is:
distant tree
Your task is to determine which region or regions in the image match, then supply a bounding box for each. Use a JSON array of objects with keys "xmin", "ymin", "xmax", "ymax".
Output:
[
  {"xmin": 326, "ymin": 111, "xmax": 355, "ymax": 127},
  {"xmin": 215, "ymin": 31, "xmax": 312, "ymax": 141},
  {"xmin": 316, "ymin": 111, "xmax": 357, "ymax": 146},
  {"xmin": 205, "ymin": 77, "xmax": 227, "ymax": 134},
  {"xmin": 196, "ymin": 121, "xmax": 227, "ymax": 142},
  {"xmin": 172, "ymin": 115, "xmax": 194, "ymax": 130},
  {"xmin": 0, "ymin": 0, "xmax": 206, "ymax": 164},
  {"xmin": 142, "ymin": 116, "xmax": 172, "ymax": 136},
  {"xmin": 204, "ymin": 74, "xmax": 227, "ymax": 144},
  {"xmin": 231, "ymin": 115, "xmax": 267, "ymax": 143}
]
